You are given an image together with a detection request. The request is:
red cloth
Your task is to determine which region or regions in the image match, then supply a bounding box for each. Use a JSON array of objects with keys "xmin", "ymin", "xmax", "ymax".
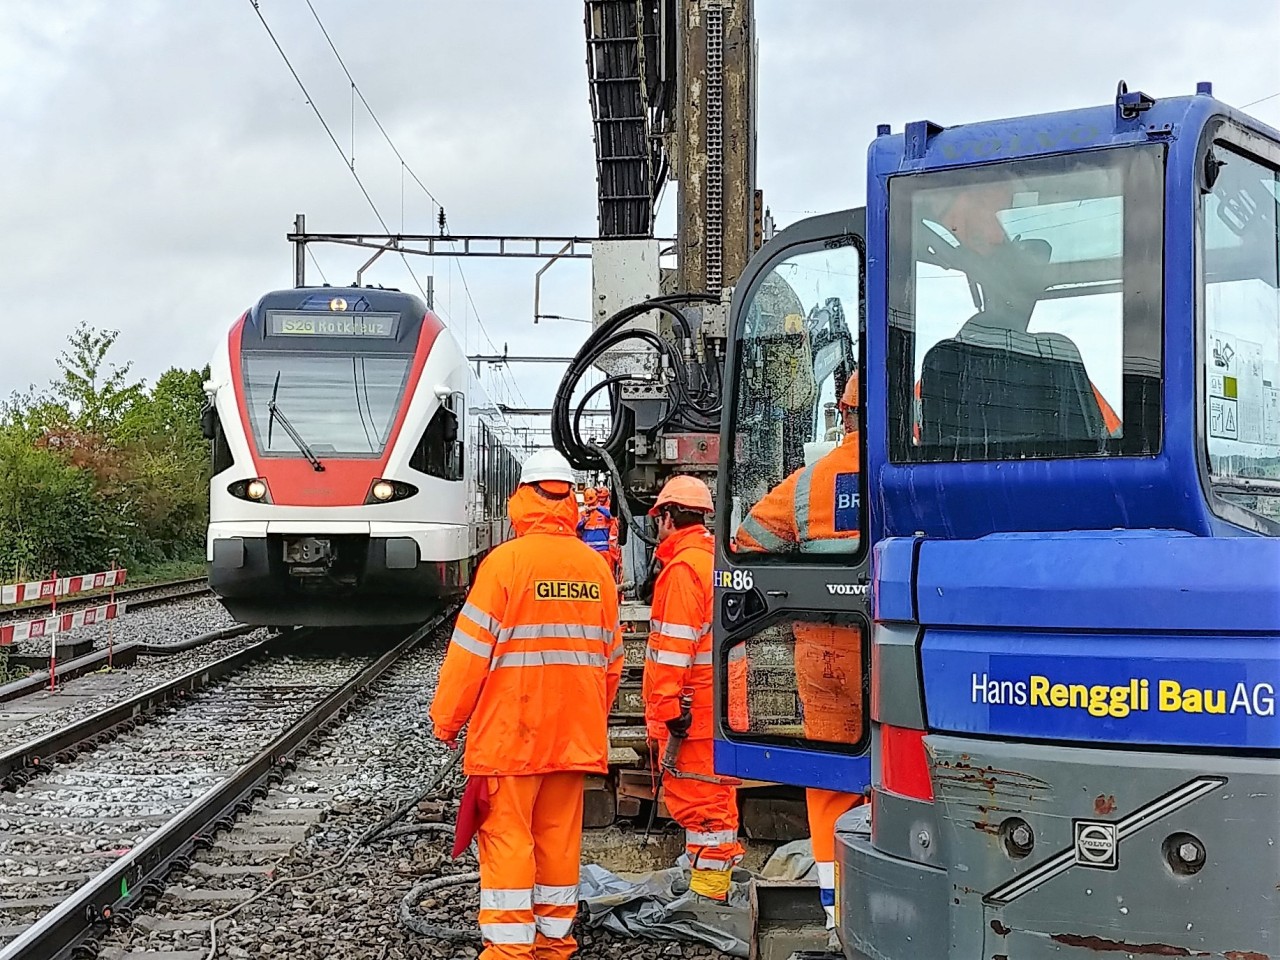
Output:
[{"xmin": 453, "ymin": 775, "xmax": 491, "ymax": 858}]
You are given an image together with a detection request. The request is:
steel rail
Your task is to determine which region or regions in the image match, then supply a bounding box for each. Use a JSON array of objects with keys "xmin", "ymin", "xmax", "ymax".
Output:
[
  {"xmin": 0, "ymin": 624, "xmax": 258, "ymax": 705},
  {"xmin": 0, "ymin": 633, "xmax": 278, "ymax": 788},
  {"xmin": 0, "ymin": 605, "xmax": 455, "ymax": 960}
]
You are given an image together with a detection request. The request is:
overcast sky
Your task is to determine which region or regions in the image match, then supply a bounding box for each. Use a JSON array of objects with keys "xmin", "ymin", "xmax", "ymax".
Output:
[{"xmin": 2, "ymin": 1, "xmax": 1278, "ymax": 434}]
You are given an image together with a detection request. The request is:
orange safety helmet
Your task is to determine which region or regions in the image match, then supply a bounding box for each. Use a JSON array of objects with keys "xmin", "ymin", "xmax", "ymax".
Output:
[
  {"xmin": 596, "ymin": 485, "xmax": 611, "ymax": 507},
  {"xmin": 649, "ymin": 475, "xmax": 714, "ymax": 515},
  {"xmin": 838, "ymin": 371, "xmax": 859, "ymax": 411},
  {"xmin": 582, "ymin": 487, "xmax": 598, "ymax": 507}
]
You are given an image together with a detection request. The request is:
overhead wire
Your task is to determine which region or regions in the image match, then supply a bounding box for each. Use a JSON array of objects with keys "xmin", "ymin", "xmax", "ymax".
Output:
[
  {"xmin": 247, "ymin": 0, "xmax": 433, "ymax": 305},
  {"xmin": 300, "ymin": 0, "xmax": 527, "ymax": 412},
  {"xmin": 1242, "ymin": 91, "xmax": 1280, "ymax": 109},
  {"xmin": 305, "ymin": 247, "xmax": 330, "ymax": 284}
]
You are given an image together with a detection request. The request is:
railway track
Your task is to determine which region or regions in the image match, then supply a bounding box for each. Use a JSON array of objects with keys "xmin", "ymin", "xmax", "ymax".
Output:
[
  {"xmin": 0, "ymin": 577, "xmax": 211, "ymax": 627},
  {"xmin": 0, "ymin": 608, "xmax": 454, "ymax": 960}
]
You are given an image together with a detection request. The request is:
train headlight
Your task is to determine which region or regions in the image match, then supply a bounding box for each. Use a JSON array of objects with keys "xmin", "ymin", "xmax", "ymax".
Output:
[
  {"xmin": 228, "ymin": 478, "xmax": 272, "ymax": 503},
  {"xmin": 365, "ymin": 479, "xmax": 418, "ymax": 504}
]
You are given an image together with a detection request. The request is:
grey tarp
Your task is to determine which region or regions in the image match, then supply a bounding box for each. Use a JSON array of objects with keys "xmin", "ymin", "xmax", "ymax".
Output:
[
  {"xmin": 578, "ymin": 862, "xmax": 755, "ymax": 957},
  {"xmin": 758, "ymin": 839, "xmax": 816, "ymax": 882}
]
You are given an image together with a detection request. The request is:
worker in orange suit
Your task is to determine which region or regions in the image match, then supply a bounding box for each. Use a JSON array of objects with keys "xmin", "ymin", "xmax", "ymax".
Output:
[
  {"xmin": 430, "ymin": 448, "xmax": 624, "ymax": 960},
  {"xmin": 596, "ymin": 486, "xmax": 622, "ymax": 583},
  {"xmin": 733, "ymin": 374, "xmax": 865, "ymax": 936},
  {"xmin": 643, "ymin": 475, "xmax": 745, "ymax": 902},
  {"xmin": 577, "ymin": 486, "xmax": 617, "ymax": 579}
]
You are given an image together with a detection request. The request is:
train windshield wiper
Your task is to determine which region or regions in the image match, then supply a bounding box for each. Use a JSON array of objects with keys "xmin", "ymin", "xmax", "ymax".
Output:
[{"xmin": 267, "ymin": 371, "xmax": 325, "ymax": 472}]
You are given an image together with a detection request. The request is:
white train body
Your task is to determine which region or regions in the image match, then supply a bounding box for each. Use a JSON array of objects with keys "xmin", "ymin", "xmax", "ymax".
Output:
[{"xmin": 204, "ymin": 286, "xmax": 522, "ymax": 626}]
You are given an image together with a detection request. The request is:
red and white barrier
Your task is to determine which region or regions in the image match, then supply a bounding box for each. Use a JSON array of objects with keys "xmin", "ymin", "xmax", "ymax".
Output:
[
  {"xmin": 0, "ymin": 569, "xmax": 127, "ymax": 607},
  {"xmin": 0, "ymin": 601, "xmax": 128, "ymax": 647}
]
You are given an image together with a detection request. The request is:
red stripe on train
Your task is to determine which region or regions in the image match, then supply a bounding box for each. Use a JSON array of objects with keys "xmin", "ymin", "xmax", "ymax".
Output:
[{"xmin": 228, "ymin": 310, "xmax": 444, "ymax": 507}]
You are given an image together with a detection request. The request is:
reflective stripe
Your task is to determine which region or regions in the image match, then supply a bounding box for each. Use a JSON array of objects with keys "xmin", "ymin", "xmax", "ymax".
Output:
[
  {"xmin": 650, "ymin": 619, "xmax": 700, "ymax": 642},
  {"xmin": 609, "ymin": 644, "xmax": 626, "ymax": 663},
  {"xmin": 693, "ymin": 651, "xmax": 713, "ymax": 665},
  {"xmin": 533, "ymin": 883, "xmax": 579, "ymax": 906},
  {"xmin": 792, "ymin": 462, "xmax": 819, "ymax": 536},
  {"xmin": 687, "ymin": 828, "xmax": 738, "ymax": 846},
  {"xmin": 480, "ymin": 888, "xmax": 533, "ymax": 910},
  {"xmin": 491, "ymin": 650, "xmax": 607, "ymax": 670},
  {"xmin": 727, "ymin": 646, "xmax": 746, "ymax": 663},
  {"xmin": 816, "ymin": 861, "xmax": 835, "ymax": 890},
  {"xmin": 497, "ymin": 623, "xmax": 612, "ymax": 645},
  {"xmin": 534, "ymin": 915, "xmax": 575, "ymax": 938},
  {"xmin": 461, "ymin": 602, "xmax": 501, "ymax": 637},
  {"xmin": 800, "ymin": 538, "xmax": 859, "ymax": 554},
  {"xmin": 480, "ymin": 922, "xmax": 537, "ymax": 944},
  {"xmin": 646, "ymin": 647, "xmax": 693, "ymax": 668},
  {"xmin": 737, "ymin": 513, "xmax": 791, "ymax": 552},
  {"xmin": 450, "ymin": 627, "xmax": 494, "ymax": 659}
]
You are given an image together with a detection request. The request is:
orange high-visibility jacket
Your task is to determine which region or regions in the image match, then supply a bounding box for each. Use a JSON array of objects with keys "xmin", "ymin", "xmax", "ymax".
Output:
[
  {"xmin": 430, "ymin": 485, "xmax": 624, "ymax": 776},
  {"xmin": 735, "ymin": 433, "xmax": 860, "ymax": 555},
  {"xmin": 643, "ymin": 525, "xmax": 717, "ymax": 740}
]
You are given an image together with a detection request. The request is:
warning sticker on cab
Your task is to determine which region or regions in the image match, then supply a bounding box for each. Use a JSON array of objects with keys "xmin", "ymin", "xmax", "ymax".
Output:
[
  {"xmin": 534, "ymin": 580, "xmax": 602, "ymax": 601},
  {"xmin": 921, "ymin": 630, "xmax": 1279, "ymax": 750}
]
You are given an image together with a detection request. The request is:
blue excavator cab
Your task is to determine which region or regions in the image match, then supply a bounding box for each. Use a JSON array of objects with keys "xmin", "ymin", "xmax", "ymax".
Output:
[{"xmin": 713, "ymin": 83, "xmax": 1280, "ymax": 959}]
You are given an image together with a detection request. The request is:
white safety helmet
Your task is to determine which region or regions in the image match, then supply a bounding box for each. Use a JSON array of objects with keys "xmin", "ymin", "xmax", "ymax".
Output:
[{"xmin": 519, "ymin": 449, "xmax": 576, "ymax": 486}]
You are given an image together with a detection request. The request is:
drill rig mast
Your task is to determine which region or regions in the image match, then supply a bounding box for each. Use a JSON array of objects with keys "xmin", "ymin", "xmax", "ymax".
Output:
[{"xmin": 557, "ymin": 0, "xmax": 760, "ymax": 577}]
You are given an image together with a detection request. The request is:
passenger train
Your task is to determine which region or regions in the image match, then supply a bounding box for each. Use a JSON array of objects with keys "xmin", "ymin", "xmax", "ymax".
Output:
[{"xmin": 202, "ymin": 286, "xmax": 524, "ymax": 627}]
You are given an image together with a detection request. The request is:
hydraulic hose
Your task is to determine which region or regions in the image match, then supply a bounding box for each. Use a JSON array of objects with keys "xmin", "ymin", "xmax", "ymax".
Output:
[{"xmin": 551, "ymin": 294, "xmax": 721, "ymax": 473}]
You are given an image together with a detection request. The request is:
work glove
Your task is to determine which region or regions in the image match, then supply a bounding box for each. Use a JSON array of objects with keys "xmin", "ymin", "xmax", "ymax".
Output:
[{"xmin": 666, "ymin": 711, "xmax": 692, "ymax": 738}]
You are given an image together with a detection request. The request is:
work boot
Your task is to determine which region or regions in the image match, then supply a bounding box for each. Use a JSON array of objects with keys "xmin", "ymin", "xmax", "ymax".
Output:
[{"xmin": 689, "ymin": 867, "xmax": 730, "ymax": 902}]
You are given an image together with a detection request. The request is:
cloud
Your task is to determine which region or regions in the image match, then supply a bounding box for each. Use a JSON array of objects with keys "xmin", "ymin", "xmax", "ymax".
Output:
[{"xmin": 1, "ymin": 0, "xmax": 1277, "ymax": 429}]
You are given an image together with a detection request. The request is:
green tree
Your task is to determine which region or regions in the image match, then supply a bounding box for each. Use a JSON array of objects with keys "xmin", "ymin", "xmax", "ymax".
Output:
[
  {"xmin": 0, "ymin": 326, "xmax": 211, "ymax": 579},
  {"xmin": 53, "ymin": 323, "xmax": 145, "ymax": 435}
]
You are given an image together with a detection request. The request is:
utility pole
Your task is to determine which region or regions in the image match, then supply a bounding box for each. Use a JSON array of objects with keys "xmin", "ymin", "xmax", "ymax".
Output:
[{"xmin": 293, "ymin": 213, "xmax": 306, "ymax": 287}]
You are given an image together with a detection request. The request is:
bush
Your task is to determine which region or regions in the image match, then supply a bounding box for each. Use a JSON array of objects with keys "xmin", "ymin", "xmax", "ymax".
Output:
[{"xmin": 0, "ymin": 325, "xmax": 210, "ymax": 581}]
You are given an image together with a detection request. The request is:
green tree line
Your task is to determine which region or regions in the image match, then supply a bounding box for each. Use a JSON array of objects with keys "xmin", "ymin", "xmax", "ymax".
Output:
[{"xmin": 0, "ymin": 324, "xmax": 210, "ymax": 581}]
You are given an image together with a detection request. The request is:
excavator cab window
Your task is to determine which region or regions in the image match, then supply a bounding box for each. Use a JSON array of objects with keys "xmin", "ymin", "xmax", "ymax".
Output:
[
  {"xmin": 888, "ymin": 144, "xmax": 1164, "ymax": 462},
  {"xmin": 727, "ymin": 242, "xmax": 862, "ymax": 557},
  {"xmin": 1201, "ymin": 138, "xmax": 1280, "ymax": 533}
]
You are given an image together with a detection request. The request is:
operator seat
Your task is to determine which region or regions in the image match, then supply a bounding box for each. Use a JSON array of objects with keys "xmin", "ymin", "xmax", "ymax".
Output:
[{"xmin": 919, "ymin": 323, "xmax": 1109, "ymax": 457}]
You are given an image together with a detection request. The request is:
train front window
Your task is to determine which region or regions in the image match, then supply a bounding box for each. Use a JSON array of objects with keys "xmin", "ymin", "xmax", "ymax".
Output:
[
  {"xmin": 1202, "ymin": 142, "xmax": 1280, "ymax": 532},
  {"xmin": 242, "ymin": 353, "xmax": 412, "ymax": 458},
  {"xmin": 887, "ymin": 145, "xmax": 1164, "ymax": 462}
]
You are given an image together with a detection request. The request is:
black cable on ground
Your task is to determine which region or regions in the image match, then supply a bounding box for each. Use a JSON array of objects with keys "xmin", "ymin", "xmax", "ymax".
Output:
[
  {"xmin": 398, "ymin": 872, "xmax": 483, "ymax": 943},
  {"xmin": 139, "ymin": 624, "xmax": 257, "ymax": 655},
  {"xmin": 361, "ymin": 745, "xmax": 464, "ymax": 845}
]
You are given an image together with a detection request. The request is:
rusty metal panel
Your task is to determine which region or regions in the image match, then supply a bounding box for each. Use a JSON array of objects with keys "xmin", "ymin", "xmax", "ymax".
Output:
[
  {"xmin": 674, "ymin": 0, "xmax": 755, "ymax": 295},
  {"xmin": 659, "ymin": 432, "xmax": 721, "ymax": 465}
]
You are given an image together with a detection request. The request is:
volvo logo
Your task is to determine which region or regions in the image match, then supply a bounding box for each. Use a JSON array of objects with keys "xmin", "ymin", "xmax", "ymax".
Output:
[
  {"xmin": 826, "ymin": 583, "xmax": 869, "ymax": 596},
  {"xmin": 1073, "ymin": 821, "xmax": 1118, "ymax": 869}
]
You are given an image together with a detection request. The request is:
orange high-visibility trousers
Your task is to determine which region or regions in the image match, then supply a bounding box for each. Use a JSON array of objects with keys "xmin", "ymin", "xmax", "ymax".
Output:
[
  {"xmin": 476, "ymin": 772, "xmax": 584, "ymax": 960},
  {"xmin": 807, "ymin": 787, "xmax": 864, "ymax": 929},
  {"xmin": 656, "ymin": 737, "xmax": 744, "ymax": 872},
  {"xmin": 795, "ymin": 622, "xmax": 865, "ymax": 930}
]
